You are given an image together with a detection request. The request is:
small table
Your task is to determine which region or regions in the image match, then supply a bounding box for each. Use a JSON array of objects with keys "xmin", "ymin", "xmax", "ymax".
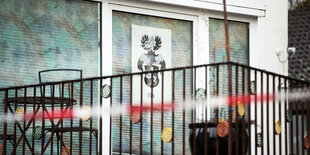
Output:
[
  {"xmin": 2, "ymin": 96, "xmax": 76, "ymax": 154},
  {"xmin": 5, "ymin": 97, "xmax": 76, "ymax": 106}
]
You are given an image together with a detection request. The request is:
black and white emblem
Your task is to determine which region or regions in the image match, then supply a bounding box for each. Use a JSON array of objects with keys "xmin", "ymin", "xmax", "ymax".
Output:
[{"xmin": 137, "ymin": 35, "xmax": 166, "ymax": 87}]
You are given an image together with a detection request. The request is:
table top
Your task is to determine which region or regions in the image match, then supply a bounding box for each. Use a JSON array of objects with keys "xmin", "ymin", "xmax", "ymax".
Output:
[
  {"xmin": 44, "ymin": 127, "xmax": 98, "ymax": 138},
  {"xmin": 3, "ymin": 97, "xmax": 76, "ymax": 105},
  {"xmin": 45, "ymin": 127, "xmax": 98, "ymax": 132}
]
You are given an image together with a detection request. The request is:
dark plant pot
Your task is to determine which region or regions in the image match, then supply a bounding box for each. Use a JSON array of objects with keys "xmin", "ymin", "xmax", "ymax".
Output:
[{"xmin": 189, "ymin": 122, "xmax": 248, "ymax": 155}]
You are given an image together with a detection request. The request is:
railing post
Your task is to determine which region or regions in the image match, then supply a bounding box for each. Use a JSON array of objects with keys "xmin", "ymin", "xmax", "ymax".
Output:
[
  {"xmin": 172, "ymin": 70, "xmax": 175, "ymax": 155},
  {"xmin": 204, "ymin": 66, "xmax": 208, "ymax": 155},
  {"xmin": 3, "ymin": 90, "xmax": 8, "ymax": 155},
  {"xmin": 183, "ymin": 69, "xmax": 186, "ymax": 155},
  {"xmin": 260, "ymin": 71, "xmax": 264, "ymax": 155},
  {"xmin": 79, "ymin": 80, "xmax": 83, "ymax": 155},
  {"xmin": 247, "ymin": 66, "xmax": 251, "ymax": 155},
  {"xmin": 301, "ymin": 83, "xmax": 305, "ymax": 155},
  {"xmin": 161, "ymin": 71, "xmax": 165, "ymax": 155},
  {"xmin": 278, "ymin": 77, "xmax": 282, "ymax": 155},
  {"xmin": 228, "ymin": 63, "xmax": 233, "ymax": 155},
  {"xmin": 235, "ymin": 64, "xmax": 239, "ymax": 155},
  {"xmin": 289, "ymin": 79, "xmax": 293, "ymax": 155},
  {"xmin": 119, "ymin": 76, "xmax": 122, "ymax": 155},
  {"xmin": 88, "ymin": 80, "xmax": 93, "ymax": 155},
  {"xmin": 254, "ymin": 70, "xmax": 258, "ymax": 155},
  {"xmin": 284, "ymin": 78, "xmax": 288, "ymax": 155},
  {"xmin": 266, "ymin": 73, "xmax": 270, "ymax": 155},
  {"xmin": 129, "ymin": 76, "xmax": 132, "ymax": 155},
  {"xmin": 193, "ymin": 68, "xmax": 197, "ymax": 155}
]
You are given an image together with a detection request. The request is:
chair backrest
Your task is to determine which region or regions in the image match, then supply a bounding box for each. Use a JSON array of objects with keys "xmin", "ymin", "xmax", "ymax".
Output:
[{"xmin": 38, "ymin": 69, "xmax": 82, "ymax": 98}]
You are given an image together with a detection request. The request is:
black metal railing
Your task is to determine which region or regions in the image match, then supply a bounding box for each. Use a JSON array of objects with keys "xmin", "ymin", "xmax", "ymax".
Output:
[{"xmin": 0, "ymin": 62, "xmax": 310, "ymax": 155}]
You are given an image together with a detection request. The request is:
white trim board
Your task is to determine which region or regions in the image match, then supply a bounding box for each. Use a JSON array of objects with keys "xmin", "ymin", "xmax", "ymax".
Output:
[
  {"xmin": 135, "ymin": 0, "xmax": 265, "ymax": 17},
  {"xmin": 91, "ymin": 0, "xmax": 265, "ymax": 17}
]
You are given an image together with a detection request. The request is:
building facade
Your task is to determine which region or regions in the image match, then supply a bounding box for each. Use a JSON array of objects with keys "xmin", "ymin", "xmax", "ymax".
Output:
[{"xmin": 0, "ymin": 0, "xmax": 290, "ymax": 154}]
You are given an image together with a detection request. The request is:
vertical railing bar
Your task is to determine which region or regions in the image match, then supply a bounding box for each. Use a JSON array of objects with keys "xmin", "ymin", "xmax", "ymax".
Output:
[
  {"xmin": 99, "ymin": 3, "xmax": 103, "ymax": 154},
  {"xmin": 242, "ymin": 66, "xmax": 245, "ymax": 155},
  {"xmin": 120, "ymin": 76, "xmax": 123, "ymax": 155},
  {"xmin": 79, "ymin": 80, "xmax": 83, "ymax": 155},
  {"xmin": 3, "ymin": 90, "xmax": 8, "ymax": 155},
  {"xmin": 14, "ymin": 88, "xmax": 17, "ymax": 154},
  {"xmin": 235, "ymin": 65, "xmax": 239, "ymax": 155},
  {"xmin": 70, "ymin": 82, "xmax": 74, "ymax": 155},
  {"xmin": 108, "ymin": 78, "xmax": 111, "ymax": 155},
  {"xmin": 23, "ymin": 87, "xmax": 27, "ymax": 155},
  {"xmin": 41, "ymin": 85, "xmax": 45, "ymax": 155},
  {"xmin": 278, "ymin": 77, "xmax": 282, "ymax": 155},
  {"xmin": 266, "ymin": 73, "xmax": 270, "ymax": 155},
  {"xmin": 99, "ymin": 2, "xmax": 103, "ymax": 153},
  {"xmin": 161, "ymin": 71, "xmax": 164, "ymax": 155},
  {"xmin": 130, "ymin": 76, "xmax": 132, "ymax": 155},
  {"xmin": 306, "ymin": 85, "xmax": 310, "ymax": 155},
  {"xmin": 140, "ymin": 74, "xmax": 143, "ymax": 155},
  {"xmin": 61, "ymin": 83, "xmax": 64, "ymax": 155},
  {"xmin": 248, "ymin": 67, "xmax": 251, "ymax": 155},
  {"xmin": 284, "ymin": 78, "xmax": 288, "ymax": 155},
  {"xmin": 301, "ymin": 82, "xmax": 305, "ymax": 155},
  {"xmin": 51, "ymin": 84, "xmax": 55, "ymax": 155},
  {"xmin": 90, "ymin": 80, "xmax": 93, "ymax": 155},
  {"xmin": 183, "ymin": 69, "xmax": 186, "ymax": 155},
  {"xmin": 254, "ymin": 70, "xmax": 258, "ymax": 155},
  {"xmin": 193, "ymin": 68, "xmax": 197, "ymax": 155},
  {"xmin": 172, "ymin": 70, "xmax": 175, "ymax": 155},
  {"xmin": 273, "ymin": 75, "xmax": 276, "ymax": 155},
  {"xmin": 151, "ymin": 73, "xmax": 154, "ymax": 155},
  {"xmin": 295, "ymin": 81, "xmax": 299, "ymax": 155},
  {"xmin": 204, "ymin": 66, "xmax": 208, "ymax": 155},
  {"xmin": 216, "ymin": 65, "xmax": 219, "ymax": 155},
  {"xmin": 228, "ymin": 64, "xmax": 233, "ymax": 155},
  {"xmin": 33, "ymin": 87, "xmax": 36, "ymax": 154},
  {"xmin": 289, "ymin": 79, "xmax": 293, "ymax": 155},
  {"xmin": 260, "ymin": 71, "xmax": 264, "ymax": 155},
  {"xmin": 228, "ymin": 65, "xmax": 232, "ymax": 155}
]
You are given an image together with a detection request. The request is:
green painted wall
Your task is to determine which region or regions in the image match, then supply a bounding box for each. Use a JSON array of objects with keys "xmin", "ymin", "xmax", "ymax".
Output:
[
  {"xmin": 0, "ymin": 0, "xmax": 99, "ymax": 88},
  {"xmin": 112, "ymin": 11, "xmax": 193, "ymax": 154},
  {"xmin": 0, "ymin": 0, "xmax": 100, "ymax": 154},
  {"xmin": 209, "ymin": 18, "xmax": 249, "ymax": 121}
]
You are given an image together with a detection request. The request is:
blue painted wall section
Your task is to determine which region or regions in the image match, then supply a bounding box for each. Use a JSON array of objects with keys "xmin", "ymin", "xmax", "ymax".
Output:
[
  {"xmin": 0, "ymin": 0, "xmax": 99, "ymax": 88},
  {"xmin": 209, "ymin": 18, "xmax": 249, "ymax": 121},
  {"xmin": 112, "ymin": 11, "xmax": 193, "ymax": 154},
  {"xmin": 0, "ymin": 0, "xmax": 99, "ymax": 154}
]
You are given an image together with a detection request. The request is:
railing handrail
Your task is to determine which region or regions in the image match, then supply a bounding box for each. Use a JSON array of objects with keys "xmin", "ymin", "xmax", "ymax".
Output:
[{"xmin": 1, "ymin": 61, "xmax": 309, "ymax": 91}]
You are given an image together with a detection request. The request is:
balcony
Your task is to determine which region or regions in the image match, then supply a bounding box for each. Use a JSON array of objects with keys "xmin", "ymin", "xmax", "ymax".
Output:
[{"xmin": 0, "ymin": 62, "xmax": 309, "ymax": 154}]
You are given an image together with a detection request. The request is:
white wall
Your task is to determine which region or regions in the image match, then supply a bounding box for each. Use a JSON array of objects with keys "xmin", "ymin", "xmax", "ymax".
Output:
[{"xmin": 252, "ymin": 0, "xmax": 288, "ymax": 76}]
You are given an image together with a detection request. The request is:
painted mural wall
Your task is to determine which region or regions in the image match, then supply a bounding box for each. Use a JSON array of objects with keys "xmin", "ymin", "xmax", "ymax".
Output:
[
  {"xmin": 209, "ymin": 18, "xmax": 249, "ymax": 121},
  {"xmin": 0, "ymin": 0, "xmax": 99, "ymax": 88},
  {"xmin": 0, "ymin": 0, "xmax": 99, "ymax": 154},
  {"xmin": 112, "ymin": 11, "xmax": 193, "ymax": 154}
]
